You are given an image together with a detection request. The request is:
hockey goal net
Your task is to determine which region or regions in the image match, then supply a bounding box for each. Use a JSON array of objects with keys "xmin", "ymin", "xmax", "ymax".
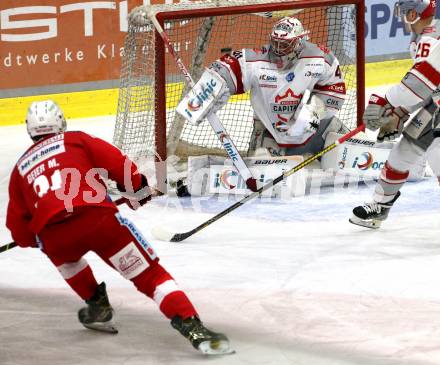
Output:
[{"xmin": 113, "ymin": 0, "xmax": 365, "ymax": 185}]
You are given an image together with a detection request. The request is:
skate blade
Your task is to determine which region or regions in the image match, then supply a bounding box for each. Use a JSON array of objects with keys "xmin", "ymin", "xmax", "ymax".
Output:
[
  {"xmin": 198, "ymin": 339, "xmax": 235, "ymax": 355},
  {"xmin": 349, "ymin": 216, "xmax": 381, "ymax": 229},
  {"xmin": 82, "ymin": 320, "xmax": 118, "ymax": 334}
]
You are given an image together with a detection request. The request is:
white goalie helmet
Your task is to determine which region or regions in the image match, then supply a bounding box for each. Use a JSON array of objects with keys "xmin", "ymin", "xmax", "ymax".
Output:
[
  {"xmin": 269, "ymin": 17, "xmax": 309, "ymax": 69},
  {"xmin": 26, "ymin": 100, "xmax": 66, "ymax": 140}
]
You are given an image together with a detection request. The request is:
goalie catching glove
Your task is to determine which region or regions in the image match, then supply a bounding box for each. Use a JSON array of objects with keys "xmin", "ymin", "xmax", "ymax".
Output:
[
  {"xmin": 363, "ymin": 94, "xmax": 409, "ymax": 140},
  {"xmin": 285, "ymin": 95, "xmax": 326, "ymax": 143},
  {"xmin": 302, "ymin": 94, "xmax": 326, "ymax": 133},
  {"xmin": 176, "ymin": 69, "xmax": 230, "ymax": 126}
]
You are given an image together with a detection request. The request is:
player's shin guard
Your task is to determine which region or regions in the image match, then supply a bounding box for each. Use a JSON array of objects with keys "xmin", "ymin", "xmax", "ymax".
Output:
[
  {"xmin": 372, "ymin": 161, "xmax": 409, "ymax": 204},
  {"xmin": 78, "ymin": 282, "xmax": 118, "ymax": 334}
]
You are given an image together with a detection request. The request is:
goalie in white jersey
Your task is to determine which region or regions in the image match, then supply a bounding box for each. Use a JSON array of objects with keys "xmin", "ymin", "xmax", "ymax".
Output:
[
  {"xmin": 350, "ymin": 0, "xmax": 440, "ymax": 229},
  {"xmin": 180, "ymin": 16, "xmax": 348, "ymax": 157}
]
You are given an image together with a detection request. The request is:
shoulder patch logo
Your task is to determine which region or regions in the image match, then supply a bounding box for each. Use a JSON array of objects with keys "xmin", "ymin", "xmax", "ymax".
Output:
[{"xmin": 286, "ymin": 72, "xmax": 295, "ymax": 82}]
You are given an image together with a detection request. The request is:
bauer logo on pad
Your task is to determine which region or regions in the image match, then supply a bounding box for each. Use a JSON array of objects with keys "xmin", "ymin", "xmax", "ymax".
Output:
[{"xmin": 176, "ymin": 69, "xmax": 226, "ymax": 125}]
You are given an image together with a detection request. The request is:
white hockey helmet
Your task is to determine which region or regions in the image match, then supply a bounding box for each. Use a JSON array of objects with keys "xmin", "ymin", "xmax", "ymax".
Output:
[
  {"xmin": 270, "ymin": 17, "xmax": 309, "ymax": 57},
  {"xmin": 394, "ymin": 0, "xmax": 436, "ymax": 24},
  {"xmin": 26, "ymin": 100, "xmax": 66, "ymax": 140}
]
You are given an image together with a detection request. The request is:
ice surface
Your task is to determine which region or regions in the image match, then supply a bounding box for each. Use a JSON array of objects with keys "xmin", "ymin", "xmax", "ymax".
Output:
[{"xmin": 1, "ymin": 98, "xmax": 440, "ymax": 365}]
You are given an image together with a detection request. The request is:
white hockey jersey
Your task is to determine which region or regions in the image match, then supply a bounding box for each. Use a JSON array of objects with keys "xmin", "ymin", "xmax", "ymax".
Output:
[
  {"xmin": 386, "ymin": 24, "xmax": 440, "ymax": 111},
  {"xmin": 386, "ymin": 23, "xmax": 440, "ymax": 178},
  {"xmin": 210, "ymin": 42, "xmax": 346, "ymax": 146}
]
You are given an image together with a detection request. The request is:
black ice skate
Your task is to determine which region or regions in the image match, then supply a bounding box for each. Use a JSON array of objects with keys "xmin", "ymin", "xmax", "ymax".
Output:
[
  {"xmin": 171, "ymin": 316, "xmax": 234, "ymax": 355},
  {"xmin": 349, "ymin": 192, "xmax": 401, "ymax": 229},
  {"xmin": 78, "ymin": 282, "xmax": 118, "ymax": 334}
]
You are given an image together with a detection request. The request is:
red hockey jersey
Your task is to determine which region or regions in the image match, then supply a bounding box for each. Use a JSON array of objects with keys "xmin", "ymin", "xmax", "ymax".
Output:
[{"xmin": 6, "ymin": 131, "xmax": 142, "ymax": 247}]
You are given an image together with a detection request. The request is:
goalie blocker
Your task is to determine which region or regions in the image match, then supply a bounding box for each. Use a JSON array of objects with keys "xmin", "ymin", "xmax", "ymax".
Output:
[
  {"xmin": 176, "ymin": 70, "xmax": 259, "ymax": 192},
  {"xmin": 176, "ymin": 69, "xmax": 228, "ymax": 126}
]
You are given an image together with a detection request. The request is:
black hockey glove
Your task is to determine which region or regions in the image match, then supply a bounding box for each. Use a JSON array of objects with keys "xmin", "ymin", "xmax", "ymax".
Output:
[{"xmin": 117, "ymin": 175, "xmax": 152, "ymax": 210}]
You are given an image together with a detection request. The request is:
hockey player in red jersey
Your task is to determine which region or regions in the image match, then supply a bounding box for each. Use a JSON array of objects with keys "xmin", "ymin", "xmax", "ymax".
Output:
[
  {"xmin": 350, "ymin": 0, "xmax": 439, "ymax": 229},
  {"xmin": 5, "ymin": 100, "xmax": 232, "ymax": 355}
]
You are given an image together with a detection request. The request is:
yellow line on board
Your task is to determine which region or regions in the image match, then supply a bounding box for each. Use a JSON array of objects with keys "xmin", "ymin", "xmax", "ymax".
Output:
[
  {"xmin": 365, "ymin": 58, "xmax": 412, "ymax": 88},
  {"xmin": 0, "ymin": 89, "xmax": 119, "ymax": 126},
  {"xmin": 0, "ymin": 59, "xmax": 413, "ymax": 127}
]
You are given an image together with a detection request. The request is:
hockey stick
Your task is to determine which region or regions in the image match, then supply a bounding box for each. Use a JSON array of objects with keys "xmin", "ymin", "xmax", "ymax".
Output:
[
  {"xmin": 0, "ymin": 241, "xmax": 17, "ymax": 253},
  {"xmin": 0, "ymin": 197, "xmax": 128, "ymax": 254},
  {"xmin": 151, "ymin": 124, "xmax": 365, "ymax": 243},
  {"xmin": 167, "ymin": 16, "xmax": 216, "ymax": 158},
  {"xmin": 147, "ymin": 10, "xmax": 258, "ymax": 192}
]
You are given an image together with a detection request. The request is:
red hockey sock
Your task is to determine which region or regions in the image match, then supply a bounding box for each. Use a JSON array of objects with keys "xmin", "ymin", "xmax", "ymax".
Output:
[
  {"xmin": 159, "ymin": 290, "xmax": 198, "ymax": 320},
  {"xmin": 65, "ymin": 265, "xmax": 99, "ymax": 300},
  {"xmin": 374, "ymin": 161, "xmax": 409, "ymax": 203},
  {"xmin": 132, "ymin": 263, "xmax": 198, "ymax": 319}
]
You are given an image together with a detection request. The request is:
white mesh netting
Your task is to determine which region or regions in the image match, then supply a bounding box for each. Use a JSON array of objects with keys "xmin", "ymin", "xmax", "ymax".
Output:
[{"xmin": 114, "ymin": 1, "xmax": 361, "ymax": 163}]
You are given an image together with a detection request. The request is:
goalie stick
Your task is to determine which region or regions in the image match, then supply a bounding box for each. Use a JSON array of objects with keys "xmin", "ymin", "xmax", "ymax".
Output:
[
  {"xmin": 0, "ymin": 196, "xmax": 128, "ymax": 254},
  {"xmin": 144, "ymin": 8, "xmax": 259, "ymax": 192},
  {"xmin": 151, "ymin": 124, "xmax": 365, "ymax": 243}
]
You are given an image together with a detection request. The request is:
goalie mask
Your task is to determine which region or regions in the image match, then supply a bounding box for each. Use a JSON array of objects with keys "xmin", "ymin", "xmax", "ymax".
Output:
[
  {"xmin": 269, "ymin": 17, "xmax": 309, "ymax": 70},
  {"xmin": 26, "ymin": 100, "xmax": 66, "ymax": 140},
  {"xmin": 394, "ymin": 0, "xmax": 436, "ymax": 25}
]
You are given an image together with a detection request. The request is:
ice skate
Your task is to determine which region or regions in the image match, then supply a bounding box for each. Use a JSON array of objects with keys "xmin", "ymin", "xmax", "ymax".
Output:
[
  {"xmin": 349, "ymin": 192, "xmax": 401, "ymax": 229},
  {"xmin": 171, "ymin": 316, "xmax": 234, "ymax": 355},
  {"xmin": 78, "ymin": 282, "xmax": 118, "ymax": 334}
]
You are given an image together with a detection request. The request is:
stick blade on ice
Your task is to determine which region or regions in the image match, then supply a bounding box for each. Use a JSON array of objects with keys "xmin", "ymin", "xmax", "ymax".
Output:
[{"xmin": 151, "ymin": 226, "xmax": 176, "ymax": 242}]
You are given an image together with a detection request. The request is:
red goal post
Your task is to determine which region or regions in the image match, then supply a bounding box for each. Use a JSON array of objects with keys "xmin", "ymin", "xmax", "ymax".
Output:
[{"xmin": 113, "ymin": 0, "xmax": 365, "ymax": 190}]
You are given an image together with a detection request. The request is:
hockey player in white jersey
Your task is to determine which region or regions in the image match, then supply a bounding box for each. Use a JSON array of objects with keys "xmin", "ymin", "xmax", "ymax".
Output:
[
  {"xmin": 350, "ymin": 0, "xmax": 439, "ymax": 229},
  {"xmin": 181, "ymin": 16, "xmax": 348, "ymax": 157}
]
